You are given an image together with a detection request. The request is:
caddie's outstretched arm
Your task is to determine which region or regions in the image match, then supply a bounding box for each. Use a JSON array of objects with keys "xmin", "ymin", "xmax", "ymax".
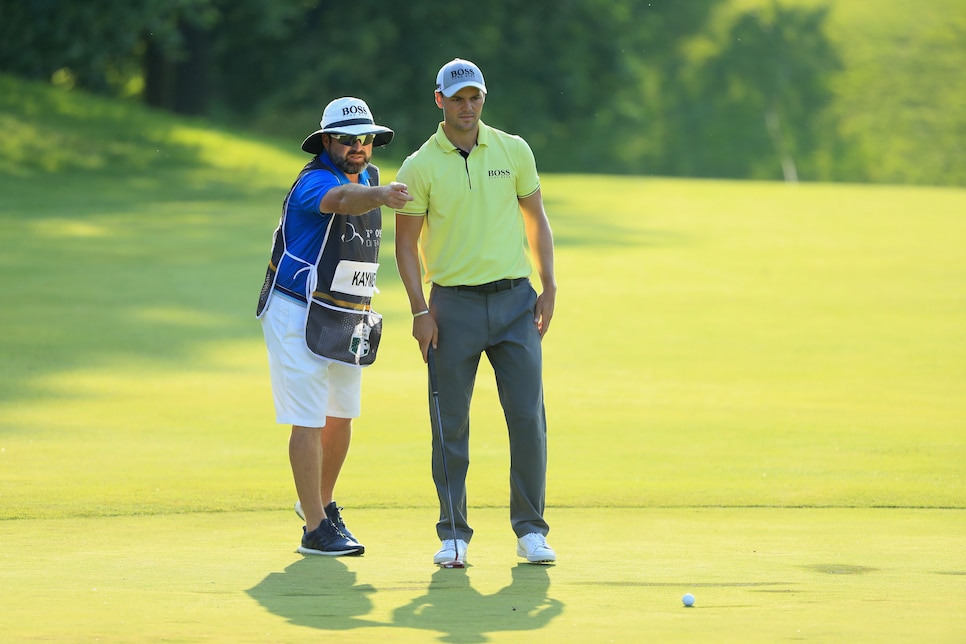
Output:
[{"xmin": 321, "ymin": 182, "xmax": 412, "ymax": 216}]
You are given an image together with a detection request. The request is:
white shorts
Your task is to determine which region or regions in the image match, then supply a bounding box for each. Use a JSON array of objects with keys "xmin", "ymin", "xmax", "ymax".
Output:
[{"xmin": 261, "ymin": 295, "xmax": 363, "ymax": 426}]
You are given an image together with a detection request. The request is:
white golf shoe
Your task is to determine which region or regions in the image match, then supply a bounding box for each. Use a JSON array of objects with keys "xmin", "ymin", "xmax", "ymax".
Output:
[
  {"xmin": 433, "ymin": 539, "xmax": 468, "ymax": 565},
  {"xmin": 517, "ymin": 532, "xmax": 556, "ymax": 564}
]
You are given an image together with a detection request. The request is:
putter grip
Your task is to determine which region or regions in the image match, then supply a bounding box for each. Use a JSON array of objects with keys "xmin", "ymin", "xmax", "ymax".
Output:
[{"xmin": 427, "ymin": 346, "xmax": 439, "ymax": 394}]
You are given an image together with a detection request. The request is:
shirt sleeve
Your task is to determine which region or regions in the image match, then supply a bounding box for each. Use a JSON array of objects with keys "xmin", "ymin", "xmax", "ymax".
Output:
[
  {"xmin": 293, "ymin": 169, "xmax": 342, "ymax": 215},
  {"xmin": 395, "ymin": 157, "xmax": 428, "ymax": 216},
  {"xmin": 514, "ymin": 137, "xmax": 540, "ymax": 198}
]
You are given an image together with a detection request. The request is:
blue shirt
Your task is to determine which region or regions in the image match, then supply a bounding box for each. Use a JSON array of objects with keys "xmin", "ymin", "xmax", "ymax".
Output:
[{"xmin": 274, "ymin": 152, "xmax": 372, "ymax": 299}]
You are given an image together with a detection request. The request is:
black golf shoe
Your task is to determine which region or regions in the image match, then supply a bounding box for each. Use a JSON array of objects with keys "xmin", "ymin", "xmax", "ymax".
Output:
[
  {"xmin": 324, "ymin": 501, "xmax": 362, "ymax": 547},
  {"xmin": 297, "ymin": 518, "xmax": 364, "ymax": 556}
]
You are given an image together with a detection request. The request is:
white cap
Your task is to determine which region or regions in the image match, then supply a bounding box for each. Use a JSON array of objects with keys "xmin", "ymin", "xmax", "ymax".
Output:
[{"xmin": 436, "ymin": 58, "xmax": 487, "ymax": 97}]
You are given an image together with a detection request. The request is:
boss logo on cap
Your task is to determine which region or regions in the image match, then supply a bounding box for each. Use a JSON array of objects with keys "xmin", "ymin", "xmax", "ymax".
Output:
[
  {"xmin": 342, "ymin": 104, "xmax": 370, "ymax": 117},
  {"xmin": 449, "ymin": 68, "xmax": 476, "ymax": 81}
]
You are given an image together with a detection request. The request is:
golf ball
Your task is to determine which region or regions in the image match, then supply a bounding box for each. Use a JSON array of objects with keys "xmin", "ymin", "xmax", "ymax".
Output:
[{"xmin": 682, "ymin": 593, "xmax": 695, "ymax": 607}]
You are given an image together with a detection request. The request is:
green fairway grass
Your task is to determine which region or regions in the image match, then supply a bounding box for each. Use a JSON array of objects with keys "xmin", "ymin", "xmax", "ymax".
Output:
[
  {"xmin": 1, "ymin": 77, "xmax": 964, "ymax": 641},
  {"xmin": 1, "ymin": 509, "xmax": 963, "ymax": 642}
]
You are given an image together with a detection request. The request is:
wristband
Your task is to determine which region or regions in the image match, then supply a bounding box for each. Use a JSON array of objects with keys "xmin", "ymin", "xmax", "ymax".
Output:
[{"xmin": 413, "ymin": 309, "xmax": 430, "ymax": 318}]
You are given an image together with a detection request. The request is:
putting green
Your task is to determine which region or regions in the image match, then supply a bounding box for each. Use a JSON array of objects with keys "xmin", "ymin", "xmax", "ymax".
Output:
[
  {"xmin": 1, "ymin": 81, "xmax": 963, "ymax": 641},
  {"xmin": 1, "ymin": 508, "xmax": 963, "ymax": 642}
]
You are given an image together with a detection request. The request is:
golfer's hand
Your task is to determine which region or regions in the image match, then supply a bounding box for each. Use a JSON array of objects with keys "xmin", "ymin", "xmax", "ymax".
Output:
[
  {"xmin": 534, "ymin": 287, "xmax": 555, "ymax": 338},
  {"xmin": 382, "ymin": 182, "xmax": 413, "ymax": 210},
  {"xmin": 413, "ymin": 313, "xmax": 438, "ymax": 362}
]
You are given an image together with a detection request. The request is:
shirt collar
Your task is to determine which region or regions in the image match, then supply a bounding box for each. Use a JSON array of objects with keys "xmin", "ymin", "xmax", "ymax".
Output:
[{"xmin": 434, "ymin": 120, "xmax": 488, "ymax": 153}]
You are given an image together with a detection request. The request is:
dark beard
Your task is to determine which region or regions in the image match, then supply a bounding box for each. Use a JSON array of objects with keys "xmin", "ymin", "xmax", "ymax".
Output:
[{"xmin": 332, "ymin": 154, "xmax": 369, "ymax": 175}]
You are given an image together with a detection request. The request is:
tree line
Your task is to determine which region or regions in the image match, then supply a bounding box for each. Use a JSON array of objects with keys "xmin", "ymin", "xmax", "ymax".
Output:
[{"xmin": 1, "ymin": 0, "xmax": 846, "ymax": 181}]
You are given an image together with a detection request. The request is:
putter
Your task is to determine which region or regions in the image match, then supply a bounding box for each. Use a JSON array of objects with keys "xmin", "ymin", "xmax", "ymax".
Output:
[{"xmin": 427, "ymin": 345, "xmax": 465, "ymax": 568}]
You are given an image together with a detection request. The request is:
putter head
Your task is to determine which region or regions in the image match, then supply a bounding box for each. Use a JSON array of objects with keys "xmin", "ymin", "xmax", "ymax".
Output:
[{"xmin": 440, "ymin": 560, "xmax": 465, "ymax": 569}]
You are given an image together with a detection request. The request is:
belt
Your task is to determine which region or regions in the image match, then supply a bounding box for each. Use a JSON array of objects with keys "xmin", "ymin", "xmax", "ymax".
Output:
[{"xmin": 441, "ymin": 277, "xmax": 528, "ymax": 294}]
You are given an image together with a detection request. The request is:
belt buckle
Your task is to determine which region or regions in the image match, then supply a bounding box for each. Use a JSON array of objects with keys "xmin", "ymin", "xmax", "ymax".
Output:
[{"xmin": 503, "ymin": 278, "xmax": 523, "ymax": 291}]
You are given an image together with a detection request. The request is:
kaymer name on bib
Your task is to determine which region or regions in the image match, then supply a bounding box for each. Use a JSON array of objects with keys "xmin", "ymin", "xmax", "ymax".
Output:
[{"xmin": 331, "ymin": 260, "xmax": 379, "ymax": 297}]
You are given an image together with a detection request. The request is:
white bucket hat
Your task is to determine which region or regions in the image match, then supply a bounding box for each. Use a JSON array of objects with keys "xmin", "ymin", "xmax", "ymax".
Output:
[{"xmin": 301, "ymin": 97, "xmax": 394, "ymax": 153}]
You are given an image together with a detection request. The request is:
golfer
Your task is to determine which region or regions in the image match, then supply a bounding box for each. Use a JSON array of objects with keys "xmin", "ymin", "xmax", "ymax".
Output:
[
  {"xmin": 394, "ymin": 59, "xmax": 558, "ymax": 565},
  {"xmin": 257, "ymin": 97, "xmax": 412, "ymax": 556}
]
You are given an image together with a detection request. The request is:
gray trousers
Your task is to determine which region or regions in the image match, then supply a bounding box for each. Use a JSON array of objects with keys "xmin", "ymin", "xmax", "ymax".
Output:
[{"xmin": 428, "ymin": 280, "xmax": 549, "ymax": 542}]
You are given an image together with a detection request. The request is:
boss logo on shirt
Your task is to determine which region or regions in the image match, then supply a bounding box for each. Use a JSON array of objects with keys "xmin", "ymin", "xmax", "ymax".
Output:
[{"xmin": 488, "ymin": 169, "xmax": 511, "ymax": 178}]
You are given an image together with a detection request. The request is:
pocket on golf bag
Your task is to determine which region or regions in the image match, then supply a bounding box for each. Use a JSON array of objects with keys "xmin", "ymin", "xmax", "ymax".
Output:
[{"xmin": 305, "ymin": 301, "xmax": 382, "ymax": 366}]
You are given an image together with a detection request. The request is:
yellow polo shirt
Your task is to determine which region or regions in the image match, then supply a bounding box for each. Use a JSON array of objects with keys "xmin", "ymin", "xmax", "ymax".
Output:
[{"xmin": 396, "ymin": 121, "xmax": 540, "ymax": 286}]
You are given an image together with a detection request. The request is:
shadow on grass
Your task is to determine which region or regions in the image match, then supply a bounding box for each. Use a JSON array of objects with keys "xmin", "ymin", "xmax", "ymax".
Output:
[
  {"xmin": 247, "ymin": 560, "xmax": 564, "ymax": 642},
  {"xmin": 552, "ymin": 219, "xmax": 693, "ymax": 250},
  {"xmin": 804, "ymin": 563, "xmax": 878, "ymax": 575},
  {"xmin": 246, "ymin": 558, "xmax": 382, "ymax": 630},
  {"xmin": 0, "ymin": 166, "xmax": 285, "ymax": 407},
  {"xmin": 540, "ymin": 194, "xmax": 692, "ymax": 250},
  {"xmin": 0, "ymin": 75, "xmax": 312, "ymax": 408}
]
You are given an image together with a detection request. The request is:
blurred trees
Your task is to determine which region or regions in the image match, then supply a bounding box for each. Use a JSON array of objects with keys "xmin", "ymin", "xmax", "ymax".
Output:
[
  {"xmin": 1, "ymin": 1, "xmax": 135, "ymax": 92},
  {"xmin": 668, "ymin": 1, "xmax": 842, "ymax": 181},
  {"xmin": 0, "ymin": 0, "xmax": 861, "ymax": 182},
  {"xmin": 192, "ymin": 0, "xmax": 724, "ymax": 174}
]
